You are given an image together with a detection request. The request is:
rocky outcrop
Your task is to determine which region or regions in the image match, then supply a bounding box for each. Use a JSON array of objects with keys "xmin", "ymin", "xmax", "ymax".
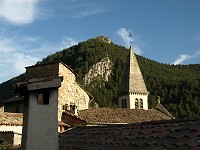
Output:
[
  {"xmin": 84, "ymin": 57, "xmax": 113, "ymax": 85},
  {"xmin": 93, "ymin": 36, "xmax": 111, "ymax": 44}
]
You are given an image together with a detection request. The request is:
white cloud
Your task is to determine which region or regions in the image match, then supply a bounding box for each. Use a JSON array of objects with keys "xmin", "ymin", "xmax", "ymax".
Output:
[
  {"xmin": 173, "ymin": 51, "xmax": 200, "ymax": 65},
  {"xmin": 0, "ymin": 37, "xmax": 20, "ymax": 53},
  {"xmin": 59, "ymin": 1, "xmax": 109, "ymax": 19},
  {"xmin": 116, "ymin": 27, "xmax": 142, "ymax": 55},
  {"xmin": 12, "ymin": 53, "xmax": 39, "ymax": 74},
  {"xmin": 72, "ymin": 6, "xmax": 108, "ymax": 18},
  {"xmin": 116, "ymin": 28, "xmax": 132, "ymax": 47},
  {"xmin": 0, "ymin": 0, "xmax": 41, "ymax": 25},
  {"xmin": 192, "ymin": 34, "xmax": 200, "ymax": 41},
  {"xmin": 173, "ymin": 54, "xmax": 191, "ymax": 65},
  {"xmin": 0, "ymin": 30, "xmax": 79, "ymax": 83},
  {"xmin": 62, "ymin": 37, "xmax": 78, "ymax": 48},
  {"xmin": 132, "ymin": 45, "xmax": 142, "ymax": 56}
]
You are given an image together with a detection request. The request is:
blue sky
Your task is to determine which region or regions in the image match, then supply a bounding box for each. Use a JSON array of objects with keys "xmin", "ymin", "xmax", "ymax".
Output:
[{"xmin": 0, "ymin": 0, "xmax": 200, "ymax": 83}]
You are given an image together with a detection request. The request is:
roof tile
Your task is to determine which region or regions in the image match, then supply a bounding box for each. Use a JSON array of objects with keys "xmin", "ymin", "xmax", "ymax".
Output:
[
  {"xmin": 59, "ymin": 116, "xmax": 200, "ymax": 150},
  {"xmin": 78, "ymin": 108, "xmax": 172, "ymax": 124}
]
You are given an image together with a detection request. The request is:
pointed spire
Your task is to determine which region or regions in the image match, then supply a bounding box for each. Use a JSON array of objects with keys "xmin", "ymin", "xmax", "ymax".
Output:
[{"xmin": 119, "ymin": 46, "xmax": 148, "ymax": 94}]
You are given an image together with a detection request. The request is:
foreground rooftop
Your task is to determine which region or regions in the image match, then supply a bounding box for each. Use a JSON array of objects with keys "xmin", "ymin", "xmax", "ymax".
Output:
[{"xmin": 59, "ymin": 116, "xmax": 200, "ymax": 150}]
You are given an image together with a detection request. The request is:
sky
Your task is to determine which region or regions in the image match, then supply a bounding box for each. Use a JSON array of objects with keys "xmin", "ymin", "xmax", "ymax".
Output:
[{"xmin": 0, "ymin": 0, "xmax": 200, "ymax": 83}]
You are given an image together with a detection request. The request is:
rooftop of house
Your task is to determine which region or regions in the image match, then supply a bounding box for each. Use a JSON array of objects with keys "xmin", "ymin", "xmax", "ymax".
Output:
[
  {"xmin": 25, "ymin": 61, "xmax": 77, "ymax": 76},
  {"xmin": 59, "ymin": 116, "xmax": 200, "ymax": 150},
  {"xmin": 0, "ymin": 112, "xmax": 23, "ymax": 126},
  {"xmin": 0, "ymin": 112, "xmax": 69, "ymax": 127},
  {"xmin": 78, "ymin": 106, "xmax": 173, "ymax": 124},
  {"xmin": 1, "ymin": 96, "xmax": 23, "ymax": 104}
]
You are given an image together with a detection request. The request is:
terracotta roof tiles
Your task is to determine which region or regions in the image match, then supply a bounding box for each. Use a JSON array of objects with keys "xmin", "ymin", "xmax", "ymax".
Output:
[
  {"xmin": 0, "ymin": 112, "xmax": 70, "ymax": 127},
  {"xmin": 59, "ymin": 116, "xmax": 200, "ymax": 150},
  {"xmin": 78, "ymin": 108, "xmax": 172, "ymax": 124},
  {"xmin": 0, "ymin": 112, "xmax": 23, "ymax": 126}
]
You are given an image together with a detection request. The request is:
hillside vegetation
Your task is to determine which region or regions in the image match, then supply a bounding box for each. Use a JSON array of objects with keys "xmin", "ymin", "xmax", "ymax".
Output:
[{"xmin": 0, "ymin": 36, "xmax": 200, "ymax": 118}]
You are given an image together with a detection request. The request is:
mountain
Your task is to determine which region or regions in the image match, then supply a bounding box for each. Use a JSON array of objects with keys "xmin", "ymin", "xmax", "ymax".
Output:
[{"xmin": 0, "ymin": 35, "xmax": 200, "ymax": 118}]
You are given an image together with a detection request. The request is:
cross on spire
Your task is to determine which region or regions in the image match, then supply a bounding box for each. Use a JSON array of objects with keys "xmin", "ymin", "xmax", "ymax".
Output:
[{"xmin": 129, "ymin": 32, "xmax": 132, "ymax": 47}]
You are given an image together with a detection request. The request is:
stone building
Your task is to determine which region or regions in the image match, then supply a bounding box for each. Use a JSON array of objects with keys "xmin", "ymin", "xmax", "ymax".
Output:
[
  {"xmin": 8, "ymin": 61, "xmax": 91, "ymax": 120},
  {"xmin": 118, "ymin": 46, "xmax": 149, "ymax": 110},
  {"xmin": 1, "ymin": 61, "xmax": 91, "ymax": 120}
]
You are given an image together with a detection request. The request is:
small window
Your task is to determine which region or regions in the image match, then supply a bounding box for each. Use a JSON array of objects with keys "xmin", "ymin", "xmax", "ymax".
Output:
[
  {"xmin": 37, "ymin": 90, "xmax": 50, "ymax": 105},
  {"xmin": 135, "ymin": 98, "xmax": 139, "ymax": 109},
  {"xmin": 140, "ymin": 99, "xmax": 143, "ymax": 109}
]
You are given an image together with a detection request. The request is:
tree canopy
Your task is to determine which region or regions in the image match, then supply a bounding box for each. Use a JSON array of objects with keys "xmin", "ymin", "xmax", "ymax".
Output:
[{"xmin": 0, "ymin": 36, "xmax": 200, "ymax": 118}]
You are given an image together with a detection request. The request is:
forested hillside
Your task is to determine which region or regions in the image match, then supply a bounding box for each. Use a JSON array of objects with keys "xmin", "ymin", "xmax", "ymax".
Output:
[{"xmin": 0, "ymin": 36, "xmax": 200, "ymax": 118}]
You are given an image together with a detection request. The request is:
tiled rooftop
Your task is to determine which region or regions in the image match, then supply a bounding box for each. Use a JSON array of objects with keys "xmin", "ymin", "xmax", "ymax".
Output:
[
  {"xmin": 59, "ymin": 116, "xmax": 200, "ymax": 150},
  {"xmin": 0, "ymin": 112, "xmax": 69, "ymax": 127},
  {"xmin": 119, "ymin": 47, "xmax": 148, "ymax": 94},
  {"xmin": 0, "ymin": 112, "xmax": 23, "ymax": 126},
  {"xmin": 78, "ymin": 107, "xmax": 172, "ymax": 124},
  {"xmin": 1, "ymin": 96, "xmax": 23, "ymax": 104}
]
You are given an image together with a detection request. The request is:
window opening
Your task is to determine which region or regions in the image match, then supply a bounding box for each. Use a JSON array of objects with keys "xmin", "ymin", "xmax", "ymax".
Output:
[
  {"xmin": 135, "ymin": 98, "xmax": 139, "ymax": 109},
  {"xmin": 37, "ymin": 90, "xmax": 50, "ymax": 105},
  {"xmin": 140, "ymin": 99, "xmax": 143, "ymax": 109}
]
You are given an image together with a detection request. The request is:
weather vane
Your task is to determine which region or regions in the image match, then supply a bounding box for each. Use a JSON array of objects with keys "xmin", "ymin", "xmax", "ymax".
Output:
[{"xmin": 129, "ymin": 32, "xmax": 132, "ymax": 47}]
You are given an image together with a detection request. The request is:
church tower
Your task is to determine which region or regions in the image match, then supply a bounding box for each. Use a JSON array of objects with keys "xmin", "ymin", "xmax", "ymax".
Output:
[{"xmin": 118, "ymin": 46, "xmax": 149, "ymax": 110}]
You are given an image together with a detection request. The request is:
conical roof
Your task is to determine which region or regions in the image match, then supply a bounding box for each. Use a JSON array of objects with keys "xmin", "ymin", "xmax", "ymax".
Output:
[{"xmin": 119, "ymin": 46, "xmax": 148, "ymax": 95}]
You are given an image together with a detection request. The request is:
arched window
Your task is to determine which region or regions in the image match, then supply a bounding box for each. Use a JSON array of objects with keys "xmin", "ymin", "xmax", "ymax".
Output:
[
  {"xmin": 135, "ymin": 98, "xmax": 139, "ymax": 109},
  {"xmin": 139, "ymin": 99, "xmax": 143, "ymax": 109}
]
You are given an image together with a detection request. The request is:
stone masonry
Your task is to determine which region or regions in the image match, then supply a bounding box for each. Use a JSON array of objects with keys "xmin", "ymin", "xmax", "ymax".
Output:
[
  {"xmin": 26, "ymin": 61, "xmax": 90, "ymax": 121},
  {"xmin": 118, "ymin": 46, "xmax": 149, "ymax": 110}
]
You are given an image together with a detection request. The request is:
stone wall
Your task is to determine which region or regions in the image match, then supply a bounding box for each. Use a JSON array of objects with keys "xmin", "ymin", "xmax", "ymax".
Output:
[
  {"xmin": 25, "ymin": 62, "xmax": 90, "ymax": 121},
  {"xmin": 58, "ymin": 63, "xmax": 90, "ymax": 120}
]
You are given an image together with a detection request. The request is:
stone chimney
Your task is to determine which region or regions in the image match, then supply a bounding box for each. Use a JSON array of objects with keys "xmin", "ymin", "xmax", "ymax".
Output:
[
  {"xmin": 70, "ymin": 103, "xmax": 78, "ymax": 115},
  {"xmin": 14, "ymin": 76, "xmax": 62, "ymax": 150}
]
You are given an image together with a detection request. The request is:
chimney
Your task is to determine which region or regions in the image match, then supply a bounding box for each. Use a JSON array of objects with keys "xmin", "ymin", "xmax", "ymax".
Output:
[
  {"xmin": 70, "ymin": 103, "xmax": 77, "ymax": 115},
  {"xmin": 14, "ymin": 76, "xmax": 62, "ymax": 150}
]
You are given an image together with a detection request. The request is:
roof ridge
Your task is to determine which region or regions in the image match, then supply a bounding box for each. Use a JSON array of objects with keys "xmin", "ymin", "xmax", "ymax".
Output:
[{"xmin": 155, "ymin": 102, "xmax": 175, "ymax": 119}]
